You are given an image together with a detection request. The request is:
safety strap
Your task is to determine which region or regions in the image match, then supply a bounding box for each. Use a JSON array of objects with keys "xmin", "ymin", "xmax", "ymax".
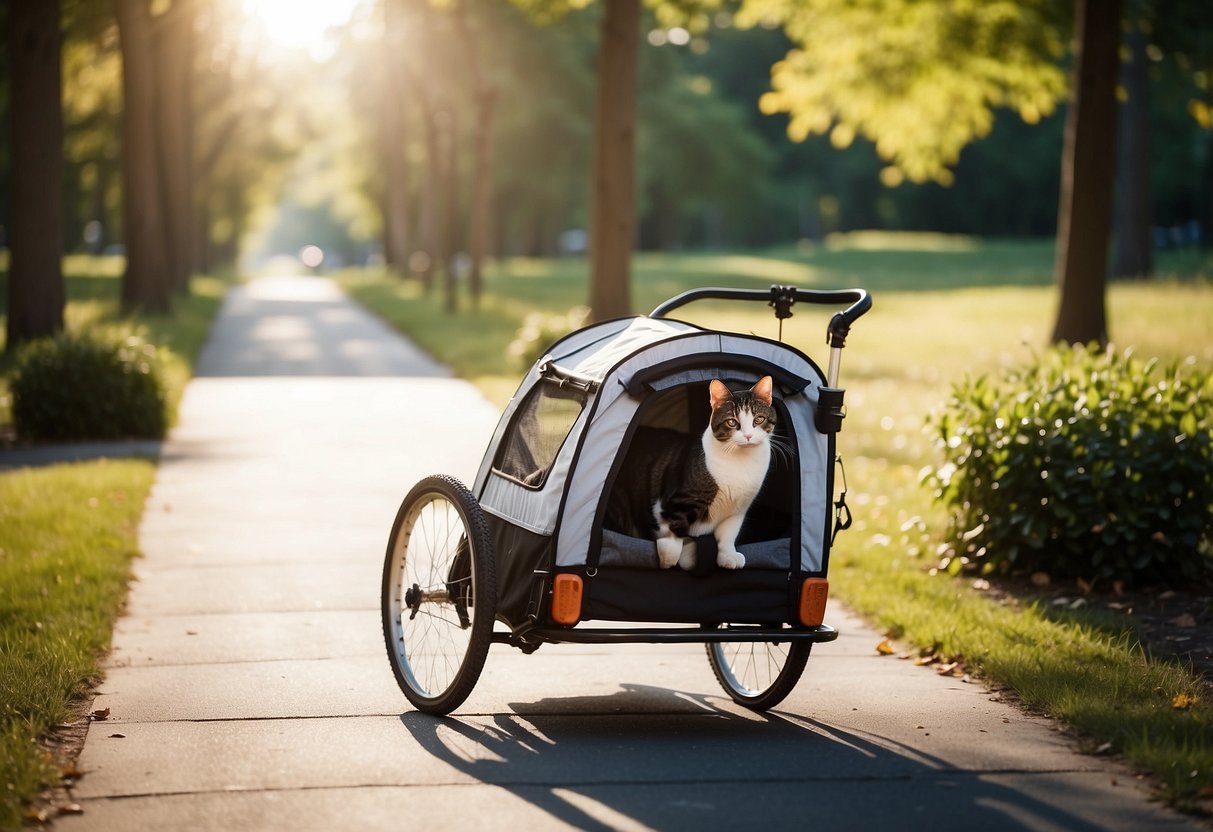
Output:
[{"xmin": 831, "ymin": 455, "xmax": 853, "ymax": 544}]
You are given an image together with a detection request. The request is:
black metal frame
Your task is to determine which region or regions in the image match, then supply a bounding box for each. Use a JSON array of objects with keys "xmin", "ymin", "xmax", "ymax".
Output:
[{"xmin": 493, "ymin": 623, "xmax": 840, "ymax": 648}]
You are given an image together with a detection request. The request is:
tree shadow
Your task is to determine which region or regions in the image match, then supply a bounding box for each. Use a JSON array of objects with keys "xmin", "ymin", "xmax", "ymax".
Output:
[{"xmin": 397, "ymin": 685, "xmax": 1123, "ymax": 831}]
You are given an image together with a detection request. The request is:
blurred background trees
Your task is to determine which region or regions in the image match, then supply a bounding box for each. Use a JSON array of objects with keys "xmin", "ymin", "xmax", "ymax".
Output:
[{"xmin": 1, "ymin": 0, "xmax": 1211, "ymax": 343}]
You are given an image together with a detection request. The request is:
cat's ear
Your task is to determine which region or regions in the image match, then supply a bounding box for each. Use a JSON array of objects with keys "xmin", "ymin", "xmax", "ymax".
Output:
[
  {"xmin": 709, "ymin": 379, "xmax": 731, "ymax": 408},
  {"xmin": 753, "ymin": 375, "xmax": 773, "ymax": 405}
]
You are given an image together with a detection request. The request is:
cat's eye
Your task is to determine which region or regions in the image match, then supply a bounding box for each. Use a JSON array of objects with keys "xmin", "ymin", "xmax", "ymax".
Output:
[
  {"xmin": 724, "ymin": 418, "xmax": 739, "ymax": 429},
  {"xmin": 753, "ymin": 416, "xmax": 766, "ymax": 425}
]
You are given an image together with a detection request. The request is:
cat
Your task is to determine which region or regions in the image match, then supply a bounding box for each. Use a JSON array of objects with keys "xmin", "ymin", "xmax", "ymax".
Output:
[{"xmin": 605, "ymin": 376, "xmax": 777, "ymax": 571}]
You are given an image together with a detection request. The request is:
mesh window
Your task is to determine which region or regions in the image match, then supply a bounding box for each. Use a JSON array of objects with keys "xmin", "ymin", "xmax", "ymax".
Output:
[{"xmin": 494, "ymin": 382, "xmax": 586, "ymax": 488}]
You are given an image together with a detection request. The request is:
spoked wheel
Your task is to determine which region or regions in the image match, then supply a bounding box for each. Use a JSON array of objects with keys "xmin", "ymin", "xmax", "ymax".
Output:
[
  {"xmin": 706, "ymin": 636, "xmax": 812, "ymax": 711},
  {"xmin": 381, "ymin": 475, "xmax": 496, "ymax": 715}
]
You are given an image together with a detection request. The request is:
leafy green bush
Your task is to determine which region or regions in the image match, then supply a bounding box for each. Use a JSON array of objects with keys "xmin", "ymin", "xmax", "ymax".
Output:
[
  {"xmin": 9, "ymin": 328, "xmax": 169, "ymax": 441},
  {"xmin": 925, "ymin": 345, "xmax": 1213, "ymax": 585},
  {"xmin": 506, "ymin": 305, "xmax": 590, "ymax": 370}
]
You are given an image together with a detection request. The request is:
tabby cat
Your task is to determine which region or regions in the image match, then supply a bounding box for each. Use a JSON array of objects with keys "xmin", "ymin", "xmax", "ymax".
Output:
[{"xmin": 605, "ymin": 376, "xmax": 777, "ymax": 570}]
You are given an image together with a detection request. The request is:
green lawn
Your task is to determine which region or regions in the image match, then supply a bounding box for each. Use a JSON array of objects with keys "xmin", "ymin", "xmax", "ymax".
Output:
[
  {"xmin": 340, "ymin": 233, "xmax": 1213, "ymax": 808},
  {"xmin": 0, "ymin": 460, "xmax": 155, "ymax": 830},
  {"xmin": 0, "ymin": 258, "xmax": 226, "ymax": 828}
]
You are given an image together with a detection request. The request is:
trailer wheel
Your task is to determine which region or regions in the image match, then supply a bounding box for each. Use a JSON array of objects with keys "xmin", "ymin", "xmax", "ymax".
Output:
[
  {"xmin": 382, "ymin": 475, "xmax": 496, "ymax": 715},
  {"xmin": 706, "ymin": 637, "xmax": 811, "ymax": 711}
]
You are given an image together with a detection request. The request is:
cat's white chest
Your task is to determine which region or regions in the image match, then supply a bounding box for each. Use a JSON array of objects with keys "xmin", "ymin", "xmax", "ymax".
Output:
[{"xmin": 698, "ymin": 439, "xmax": 770, "ymax": 530}]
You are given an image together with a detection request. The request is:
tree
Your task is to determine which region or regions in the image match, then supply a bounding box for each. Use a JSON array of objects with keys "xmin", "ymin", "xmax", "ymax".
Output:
[
  {"xmin": 509, "ymin": 0, "xmax": 729, "ymax": 318},
  {"xmin": 453, "ymin": 0, "xmax": 498, "ymax": 306},
  {"xmin": 153, "ymin": 0, "xmax": 197, "ymax": 294},
  {"xmin": 1051, "ymin": 0, "xmax": 1123, "ymax": 345},
  {"xmin": 6, "ymin": 0, "xmax": 67, "ymax": 351},
  {"xmin": 1111, "ymin": 20, "xmax": 1152, "ymax": 281},
  {"xmin": 742, "ymin": 0, "xmax": 1068, "ymax": 186},
  {"xmin": 734, "ymin": 0, "xmax": 1143, "ymax": 345},
  {"xmin": 588, "ymin": 0, "xmax": 641, "ymax": 321},
  {"xmin": 113, "ymin": 0, "xmax": 171, "ymax": 313},
  {"xmin": 380, "ymin": 0, "xmax": 411, "ymax": 276}
]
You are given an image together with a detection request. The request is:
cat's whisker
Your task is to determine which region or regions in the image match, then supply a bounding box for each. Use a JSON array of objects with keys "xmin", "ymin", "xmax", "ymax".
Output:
[{"xmin": 768, "ymin": 435, "xmax": 794, "ymax": 467}]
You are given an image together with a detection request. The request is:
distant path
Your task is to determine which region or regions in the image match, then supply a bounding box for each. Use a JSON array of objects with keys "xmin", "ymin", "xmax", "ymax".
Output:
[{"xmin": 57, "ymin": 275, "xmax": 1202, "ymax": 831}]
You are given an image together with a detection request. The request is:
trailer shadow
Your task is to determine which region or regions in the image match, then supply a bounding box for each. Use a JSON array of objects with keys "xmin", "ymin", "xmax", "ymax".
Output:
[{"xmin": 397, "ymin": 684, "xmax": 1120, "ymax": 831}]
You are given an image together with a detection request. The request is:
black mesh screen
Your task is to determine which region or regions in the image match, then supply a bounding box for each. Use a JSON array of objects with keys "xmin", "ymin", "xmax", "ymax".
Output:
[{"xmin": 494, "ymin": 382, "xmax": 585, "ymax": 488}]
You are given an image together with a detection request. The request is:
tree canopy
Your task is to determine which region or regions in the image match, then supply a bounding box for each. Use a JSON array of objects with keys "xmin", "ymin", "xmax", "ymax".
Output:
[{"xmin": 741, "ymin": 0, "xmax": 1070, "ymax": 186}]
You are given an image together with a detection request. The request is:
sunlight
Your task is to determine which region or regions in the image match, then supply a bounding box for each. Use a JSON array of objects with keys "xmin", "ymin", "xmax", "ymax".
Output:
[{"xmin": 241, "ymin": 0, "xmax": 364, "ymax": 60}]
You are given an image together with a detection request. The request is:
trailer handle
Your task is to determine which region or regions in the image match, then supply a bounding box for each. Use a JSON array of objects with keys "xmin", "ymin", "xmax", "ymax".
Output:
[{"xmin": 649, "ymin": 285, "xmax": 871, "ymax": 388}]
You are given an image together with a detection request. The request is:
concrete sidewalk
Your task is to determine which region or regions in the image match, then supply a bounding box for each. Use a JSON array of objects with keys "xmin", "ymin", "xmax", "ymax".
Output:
[{"xmin": 56, "ymin": 276, "xmax": 1202, "ymax": 831}]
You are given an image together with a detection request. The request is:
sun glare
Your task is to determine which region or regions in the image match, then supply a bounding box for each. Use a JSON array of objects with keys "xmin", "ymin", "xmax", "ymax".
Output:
[{"xmin": 242, "ymin": 0, "xmax": 364, "ymax": 60}]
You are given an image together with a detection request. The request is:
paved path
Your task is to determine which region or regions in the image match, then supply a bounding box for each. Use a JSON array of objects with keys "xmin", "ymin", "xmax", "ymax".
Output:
[{"xmin": 57, "ymin": 276, "xmax": 1202, "ymax": 831}]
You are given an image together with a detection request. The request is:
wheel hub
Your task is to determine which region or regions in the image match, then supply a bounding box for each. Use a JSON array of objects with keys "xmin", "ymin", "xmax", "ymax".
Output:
[{"xmin": 404, "ymin": 583, "xmax": 422, "ymax": 620}]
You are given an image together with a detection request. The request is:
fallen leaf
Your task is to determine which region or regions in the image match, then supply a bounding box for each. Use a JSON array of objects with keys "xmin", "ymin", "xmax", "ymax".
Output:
[
  {"xmin": 90, "ymin": 708, "xmax": 110, "ymax": 721},
  {"xmin": 875, "ymin": 638, "xmax": 895, "ymax": 655},
  {"xmin": 108, "ymin": 733, "xmax": 126, "ymax": 739},
  {"xmin": 1031, "ymin": 571, "xmax": 1051, "ymax": 587},
  {"xmin": 1171, "ymin": 614, "xmax": 1198, "ymax": 628},
  {"xmin": 57, "ymin": 804, "xmax": 84, "ymax": 816},
  {"xmin": 1076, "ymin": 577, "xmax": 1092, "ymax": 594},
  {"xmin": 1094, "ymin": 742, "xmax": 1113, "ymax": 755},
  {"xmin": 1112, "ymin": 580, "xmax": 1126, "ymax": 597},
  {"xmin": 915, "ymin": 654, "xmax": 939, "ymax": 667},
  {"xmin": 971, "ymin": 579, "xmax": 990, "ymax": 591},
  {"xmin": 23, "ymin": 807, "xmax": 51, "ymax": 823},
  {"xmin": 1173, "ymin": 693, "xmax": 1195, "ymax": 710}
]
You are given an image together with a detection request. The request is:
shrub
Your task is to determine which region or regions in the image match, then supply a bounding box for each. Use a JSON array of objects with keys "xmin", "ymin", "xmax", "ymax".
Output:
[
  {"xmin": 925, "ymin": 344, "xmax": 1213, "ymax": 585},
  {"xmin": 506, "ymin": 306, "xmax": 590, "ymax": 370},
  {"xmin": 10, "ymin": 328, "xmax": 169, "ymax": 441}
]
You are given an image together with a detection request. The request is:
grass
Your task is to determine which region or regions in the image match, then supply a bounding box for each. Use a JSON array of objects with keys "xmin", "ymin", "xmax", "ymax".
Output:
[
  {"xmin": 338, "ymin": 232, "xmax": 1213, "ymax": 807},
  {"xmin": 0, "ymin": 256, "xmax": 227, "ymax": 828},
  {"xmin": 0, "ymin": 461, "xmax": 155, "ymax": 830}
]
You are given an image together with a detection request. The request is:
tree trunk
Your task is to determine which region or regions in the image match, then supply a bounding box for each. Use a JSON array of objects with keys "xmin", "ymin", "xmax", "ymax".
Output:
[
  {"xmin": 154, "ymin": 0, "xmax": 196, "ymax": 295},
  {"xmin": 114, "ymin": 0, "xmax": 171, "ymax": 313},
  {"xmin": 439, "ymin": 109, "xmax": 460, "ymax": 314},
  {"xmin": 6, "ymin": 0, "xmax": 66, "ymax": 351},
  {"xmin": 588, "ymin": 0, "xmax": 640, "ymax": 322},
  {"xmin": 1111, "ymin": 23, "xmax": 1152, "ymax": 280},
  {"xmin": 1051, "ymin": 0, "xmax": 1122, "ymax": 345},
  {"xmin": 415, "ymin": 98, "xmax": 440, "ymax": 292},
  {"xmin": 453, "ymin": 3, "xmax": 496, "ymax": 307},
  {"xmin": 380, "ymin": 0, "xmax": 411, "ymax": 276}
]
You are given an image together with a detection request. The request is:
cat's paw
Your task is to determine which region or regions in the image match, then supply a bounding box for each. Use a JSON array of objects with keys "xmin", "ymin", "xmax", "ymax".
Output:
[
  {"xmin": 656, "ymin": 537, "xmax": 682, "ymax": 569},
  {"xmin": 717, "ymin": 548, "xmax": 745, "ymax": 570},
  {"xmin": 678, "ymin": 542, "xmax": 697, "ymax": 571}
]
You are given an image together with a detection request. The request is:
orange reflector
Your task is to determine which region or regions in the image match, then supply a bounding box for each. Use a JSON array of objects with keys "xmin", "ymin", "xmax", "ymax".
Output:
[
  {"xmin": 799, "ymin": 578, "xmax": 829, "ymax": 627},
  {"xmin": 550, "ymin": 574, "xmax": 583, "ymax": 626}
]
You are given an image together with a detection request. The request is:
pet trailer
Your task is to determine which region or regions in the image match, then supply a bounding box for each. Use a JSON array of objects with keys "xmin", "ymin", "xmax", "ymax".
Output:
[{"xmin": 381, "ymin": 285, "xmax": 872, "ymax": 715}]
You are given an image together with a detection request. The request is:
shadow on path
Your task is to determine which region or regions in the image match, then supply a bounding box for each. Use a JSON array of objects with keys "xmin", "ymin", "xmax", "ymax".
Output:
[{"xmin": 399, "ymin": 685, "xmax": 1112, "ymax": 831}]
